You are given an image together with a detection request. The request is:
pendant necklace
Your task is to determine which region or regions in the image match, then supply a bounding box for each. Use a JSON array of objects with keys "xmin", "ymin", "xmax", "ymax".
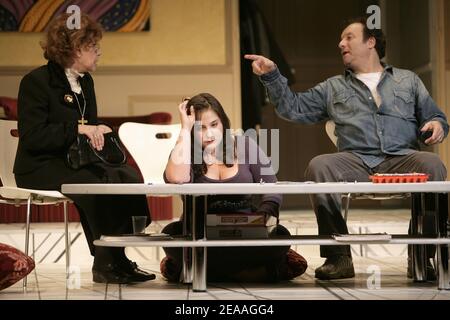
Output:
[{"xmin": 74, "ymin": 88, "xmax": 87, "ymax": 125}]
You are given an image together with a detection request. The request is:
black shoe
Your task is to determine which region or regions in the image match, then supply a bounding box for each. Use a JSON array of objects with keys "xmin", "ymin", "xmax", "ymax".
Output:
[
  {"xmin": 119, "ymin": 260, "xmax": 156, "ymax": 282},
  {"xmin": 315, "ymin": 255, "xmax": 355, "ymax": 280},
  {"xmin": 407, "ymin": 258, "xmax": 436, "ymax": 281},
  {"xmin": 92, "ymin": 263, "xmax": 132, "ymax": 284}
]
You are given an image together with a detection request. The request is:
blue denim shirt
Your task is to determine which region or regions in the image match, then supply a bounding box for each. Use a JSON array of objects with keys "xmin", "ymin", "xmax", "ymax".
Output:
[{"xmin": 260, "ymin": 64, "xmax": 449, "ymax": 168}]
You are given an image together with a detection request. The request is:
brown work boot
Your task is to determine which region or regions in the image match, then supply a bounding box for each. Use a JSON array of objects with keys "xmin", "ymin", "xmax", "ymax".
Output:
[{"xmin": 315, "ymin": 255, "xmax": 355, "ymax": 280}]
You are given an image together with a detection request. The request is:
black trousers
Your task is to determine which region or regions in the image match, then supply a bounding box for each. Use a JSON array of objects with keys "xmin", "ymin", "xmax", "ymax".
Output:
[
  {"xmin": 304, "ymin": 151, "xmax": 447, "ymax": 258},
  {"xmin": 162, "ymin": 221, "xmax": 290, "ymax": 281},
  {"xmin": 15, "ymin": 160, "xmax": 151, "ymax": 263}
]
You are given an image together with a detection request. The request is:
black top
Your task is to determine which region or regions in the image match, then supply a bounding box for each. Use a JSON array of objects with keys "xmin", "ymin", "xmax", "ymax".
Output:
[{"xmin": 14, "ymin": 61, "xmax": 98, "ymax": 175}]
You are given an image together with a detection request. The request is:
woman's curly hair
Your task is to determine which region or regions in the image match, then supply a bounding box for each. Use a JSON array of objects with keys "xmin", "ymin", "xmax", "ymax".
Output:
[{"xmin": 41, "ymin": 13, "xmax": 103, "ymax": 68}]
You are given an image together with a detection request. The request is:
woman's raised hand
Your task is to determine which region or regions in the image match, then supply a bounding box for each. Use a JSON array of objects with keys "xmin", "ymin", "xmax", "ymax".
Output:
[{"xmin": 178, "ymin": 100, "xmax": 195, "ymax": 130}]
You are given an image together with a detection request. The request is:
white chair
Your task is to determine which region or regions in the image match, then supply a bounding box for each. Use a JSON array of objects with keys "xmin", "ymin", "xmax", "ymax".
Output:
[
  {"xmin": 119, "ymin": 122, "xmax": 182, "ymax": 258},
  {"xmin": 118, "ymin": 123, "xmax": 181, "ymax": 184},
  {"xmin": 0, "ymin": 120, "xmax": 71, "ymax": 288},
  {"xmin": 325, "ymin": 120, "xmax": 409, "ymax": 221},
  {"xmin": 119, "ymin": 122, "xmax": 189, "ymax": 273}
]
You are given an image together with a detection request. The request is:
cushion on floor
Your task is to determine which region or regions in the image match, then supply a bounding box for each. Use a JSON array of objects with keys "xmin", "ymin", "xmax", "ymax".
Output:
[{"xmin": 0, "ymin": 243, "xmax": 35, "ymax": 290}]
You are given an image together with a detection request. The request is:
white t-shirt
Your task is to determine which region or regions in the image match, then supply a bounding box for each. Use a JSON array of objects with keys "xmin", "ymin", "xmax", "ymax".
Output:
[{"xmin": 356, "ymin": 72, "xmax": 382, "ymax": 107}]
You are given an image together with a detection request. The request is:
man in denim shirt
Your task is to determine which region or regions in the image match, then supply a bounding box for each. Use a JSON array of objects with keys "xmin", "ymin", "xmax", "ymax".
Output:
[{"xmin": 245, "ymin": 17, "xmax": 448, "ymax": 280}]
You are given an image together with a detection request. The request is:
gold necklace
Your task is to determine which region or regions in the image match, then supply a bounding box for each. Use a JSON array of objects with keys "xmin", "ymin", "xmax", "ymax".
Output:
[{"xmin": 73, "ymin": 88, "xmax": 87, "ymax": 125}]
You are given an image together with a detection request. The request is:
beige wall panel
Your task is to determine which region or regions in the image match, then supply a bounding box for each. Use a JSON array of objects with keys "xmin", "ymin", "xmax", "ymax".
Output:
[
  {"xmin": 447, "ymin": 70, "xmax": 450, "ymax": 125},
  {"xmin": 446, "ymin": 0, "xmax": 450, "ymax": 70},
  {"xmin": 83, "ymin": 72, "xmax": 239, "ymax": 127},
  {"xmin": 0, "ymin": 0, "xmax": 227, "ymax": 67}
]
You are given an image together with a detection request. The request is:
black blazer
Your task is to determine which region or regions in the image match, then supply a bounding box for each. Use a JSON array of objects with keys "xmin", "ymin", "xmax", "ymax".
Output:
[{"xmin": 14, "ymin": 61, "xmax": 99, "ymax": 175}]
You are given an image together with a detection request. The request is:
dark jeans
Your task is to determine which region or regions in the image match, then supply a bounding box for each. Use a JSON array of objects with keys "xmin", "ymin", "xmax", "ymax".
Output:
[{"xmin": 304, "ymin": 151, "xmax": 447, "ymax": 258}]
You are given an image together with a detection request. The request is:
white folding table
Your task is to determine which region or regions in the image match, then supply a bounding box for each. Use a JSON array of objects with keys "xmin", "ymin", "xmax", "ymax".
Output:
[{"xmin": 61, "ymin": 181, "xmax": 450, "ymax": 291}]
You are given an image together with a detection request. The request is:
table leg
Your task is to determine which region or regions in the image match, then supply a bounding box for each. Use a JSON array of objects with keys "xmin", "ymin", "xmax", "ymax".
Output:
[
  {"xmin": 192, "ymin": 247, "xmax": 207, "ymax": 291},
  {"xmin": 436, "ymin": 193, "xmax": 450, "ymax": 290},
  {"xmin": 192, "ymin": 195, "xmax": 207, "ymax": 292},
  {"xmin": 411, "ymin": 193, "xmax": 427, "ymax": 281},
  {"xmin": 182, "ymin": 195, "xmax": 193, "ymax": 284}
]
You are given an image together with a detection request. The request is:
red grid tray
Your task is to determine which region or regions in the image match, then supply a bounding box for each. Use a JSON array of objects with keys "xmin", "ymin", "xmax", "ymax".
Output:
[{"xmin": 369, "ymin": 173, "xmax": 429, "ymax": 183}]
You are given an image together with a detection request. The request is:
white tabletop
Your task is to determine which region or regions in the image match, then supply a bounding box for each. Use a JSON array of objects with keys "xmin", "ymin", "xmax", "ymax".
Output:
[
  {"xmin": 61, "ymin": 181, "xmax": 450, "ymax": 195},
  {"xmin": 93, "ymin": 236, "xmax": 450, "ymax": 248}
]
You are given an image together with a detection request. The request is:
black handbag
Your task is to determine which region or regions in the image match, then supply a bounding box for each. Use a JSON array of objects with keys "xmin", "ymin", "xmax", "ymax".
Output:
[{"xmin": 66, "ymin": 131, "xmax": 127, "ymax": 170}]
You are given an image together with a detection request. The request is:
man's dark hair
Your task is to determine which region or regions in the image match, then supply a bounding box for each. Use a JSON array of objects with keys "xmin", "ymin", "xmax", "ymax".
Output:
[{"xmin": 344, "ymin": 17, "xmax": 386, "ymax": 60}]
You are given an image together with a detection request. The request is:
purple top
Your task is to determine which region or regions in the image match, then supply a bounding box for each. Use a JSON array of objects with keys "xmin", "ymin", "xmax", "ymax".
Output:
[{"xmin": 165, "ymin": 136, "xmax": 282, "ymax": 218}]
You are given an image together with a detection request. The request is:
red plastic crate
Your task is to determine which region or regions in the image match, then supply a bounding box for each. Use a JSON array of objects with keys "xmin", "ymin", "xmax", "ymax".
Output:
[{"xmin": 369, "ymin": 173, "xmax": 429, "ymax": 183}]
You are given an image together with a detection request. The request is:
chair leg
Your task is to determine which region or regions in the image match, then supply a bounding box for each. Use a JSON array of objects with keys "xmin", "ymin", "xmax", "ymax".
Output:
[
  {"xmin": 343, "ymin": 193, "xmax": 351, "ymax": 222},
  {"xmin": 435, "ymin": 193, "xmax": 449, "ymax": 289},
  {"xmin": 182, "ymin": 195, "xmax": 193, "ymax": 284},
  {"xmin": 411, "ymin": 193, "xmax": 428, "ymax": 281},
  {"xmin": 23, "ymin": 195, "xmax": 32, "ymax": 289},
  {"xmin": 63, "ymin": 201, "xmax": 70, "ymax": 280}
]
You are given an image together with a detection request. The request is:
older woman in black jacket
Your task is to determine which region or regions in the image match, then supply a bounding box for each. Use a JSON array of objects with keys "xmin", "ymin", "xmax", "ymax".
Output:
[{"xmin": 14, "ymin": 13, "xmax": 154, "ymax": 284}]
